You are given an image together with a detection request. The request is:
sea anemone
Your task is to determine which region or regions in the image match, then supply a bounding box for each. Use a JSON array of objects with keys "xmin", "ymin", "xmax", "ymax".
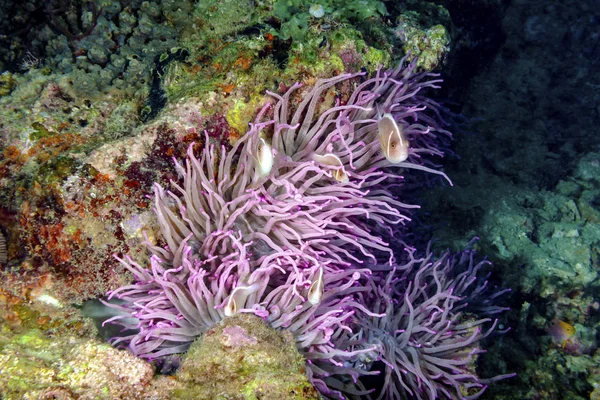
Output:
[
  {"xmin": 356, "ymin": 246, "xmax": 514, "ymax": 400},
  {"xmin": 103, "ymin": 232, "xmax": 383, "ymax": 398},
  {"xmin": 145, "ymin": 55, "xmax": 454, "ymax": 273},
  {"xmin": 268, "ymin": 54, "xmax": 452, "ymax": 180},
  {"xmin": 103, "ymin": 58, "xmax": 463, "ymax": 397}
]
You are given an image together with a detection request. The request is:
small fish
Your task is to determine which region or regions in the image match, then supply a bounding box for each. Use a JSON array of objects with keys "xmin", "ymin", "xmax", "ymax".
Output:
[
  {"xmin": 224, "ymin": 283, "xmax": 260, "ymax": 317},
  {"xmin": 548, "ymin": 319, "xmax": 576, "ymax": 349},
  {"xmin": 377, "ymin": 113, "xmax": 409, "ymax": 163},
  {"xmin": 307, "ymin": 266, "xmax": 325, "ymax": 305},
  {"xmin": 312, "ymin": 153, "xmax": 349, "ymax": 183},
  {"xmin": 254, "ymin": 137, "xmax": 273, "ymax": 178}
]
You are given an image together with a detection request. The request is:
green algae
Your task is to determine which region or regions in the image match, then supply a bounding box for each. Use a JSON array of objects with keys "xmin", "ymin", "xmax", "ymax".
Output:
[
  {"xmin": 172, "ymin": 314, "xmax": 319, "ymax": 400},
  {"xmin": 363, "ymin": 45, "xmax": 391, "ymax": 72},
  {"xmin": 0, "ymin": 327, "xmax": 160, "ymax": 399},
  {"xmin": 11, "ymin": 306, "xmax": 44, "ymax": 331},
  {"xmin": 392, "ymin": 0, "xmax": 452, "ymax": 70},
  {"xmin": 272, "ymin": 0, "xmax": 387, "ymax": 43},
  {"xmin": 193, "ymin": 0, "xmax": 258, "ymax": 39},
  {"xmin": 15, "ymin": 329, "xmax": 48, "ymax": 348},
  {"xmin": 401, "ymin": 23, "xmax": 450, "ymax": 70},
  {"xmin": 0, "ymin": 72, "xmax": 16, "ymax": 97},
  {"xmin": 226, "ymin": 95, "xmax": 264, "ymax": 135},
  {"xmin": 35, "ymin": 156, "xmax": 79, "ymax": 186},
  {"xmin": 285, "ymin": 26, "xmax": 391, "ymax": 77},
  {"xmin": 29, "ymin": 122, "xmax": 54, "ymax": 141}
]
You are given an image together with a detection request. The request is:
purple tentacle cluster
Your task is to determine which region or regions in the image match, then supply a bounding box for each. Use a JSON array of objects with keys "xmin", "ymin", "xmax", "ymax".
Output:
[
  {"xmin": 268, "ymin": 57, "xmax": 452, "ymax": 179},
  {"xmin": 358, "ymin": 247, "xmax": 515, "ymax": 400},
  {"xmin": 103, "ymin": 56, "xmax": 511, "ymax": 399}
]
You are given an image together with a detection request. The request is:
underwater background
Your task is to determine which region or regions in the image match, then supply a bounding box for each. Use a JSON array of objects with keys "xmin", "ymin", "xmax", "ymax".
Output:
[{"xmin": 0, "ymin": 0, "xmax": 599, "ymax": 399}]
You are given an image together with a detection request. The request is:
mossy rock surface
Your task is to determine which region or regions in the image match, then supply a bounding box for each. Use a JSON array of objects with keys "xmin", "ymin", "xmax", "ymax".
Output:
[{"xmin": 173, "ymin": 313, "xmax": 319, "ymax": 400}]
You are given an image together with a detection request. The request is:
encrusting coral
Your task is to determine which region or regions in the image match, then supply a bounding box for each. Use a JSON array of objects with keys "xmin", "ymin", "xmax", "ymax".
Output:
[
  {"xmin": 172, "ymin": 311, "xmax": 322, "ymax": 399},
  {"xmin": 0, "ymin": 328, "xmax": 170, "ymax": 399},
  {"xmin": 103, "ymin": 56, "xmax": 511, "ymax": 399}
]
